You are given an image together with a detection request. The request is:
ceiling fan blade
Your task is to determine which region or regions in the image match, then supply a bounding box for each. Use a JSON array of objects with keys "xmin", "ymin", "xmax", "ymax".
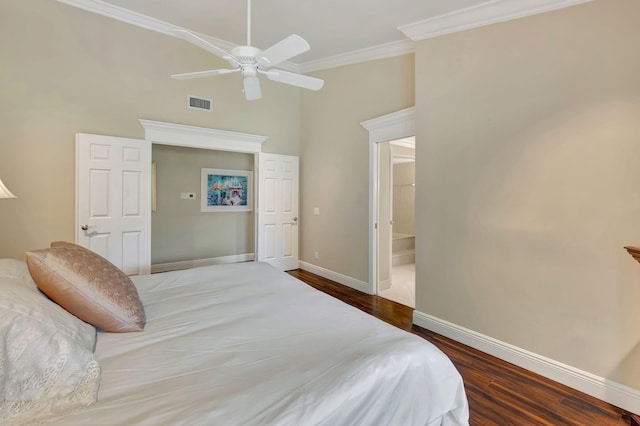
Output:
[
  {"xmin": 257, "ymin": 34, "xmax": 310, "ymax": 67},
  {"xmin": 173, "ymin": 29, "xmax": 232, "ymax": 59},
  {"xmin": 243, "ymin": 76, "xmax": 262, "ymax": 101},
  {"xmin": 171, "ymin": 69, "xmax": 239, "ymax": 80},
  {"xmin": 266, "ymin": 70, "xmax": 324, "ymax": 91}
]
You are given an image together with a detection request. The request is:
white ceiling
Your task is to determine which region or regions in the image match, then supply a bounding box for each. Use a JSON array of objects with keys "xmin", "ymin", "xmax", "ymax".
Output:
[
  {"xmin": 98, "ymin": 0, "xmax": 484, "ymax": 62},
  {"xmin": 61, "ymin": 0, "xmax": 591, "ymax": 71}
]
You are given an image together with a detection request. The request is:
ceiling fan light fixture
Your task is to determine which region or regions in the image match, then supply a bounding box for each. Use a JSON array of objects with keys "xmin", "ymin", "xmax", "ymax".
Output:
[{"xmin": 243, "ymin": 76, "xmax": 262, "ymax": 101}]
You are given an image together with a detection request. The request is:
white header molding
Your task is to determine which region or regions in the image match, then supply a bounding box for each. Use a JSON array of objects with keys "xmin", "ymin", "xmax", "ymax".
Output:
[{"xmin": 139, "ymin": 119, "xmax": 268, "ymax": 154}]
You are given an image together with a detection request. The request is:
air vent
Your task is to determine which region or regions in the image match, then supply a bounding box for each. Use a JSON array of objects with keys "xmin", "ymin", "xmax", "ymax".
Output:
[{"xmin": 188, "ymin": 96, "xmax": 212, "ymax": 111}]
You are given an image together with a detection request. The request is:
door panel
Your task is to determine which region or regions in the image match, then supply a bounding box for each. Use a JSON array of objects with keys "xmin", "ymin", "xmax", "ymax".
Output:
[
  {"xmin": 122, "ymin": 231, "xmax": 142, "ymax": 275},
  {"xmin": 88, "ymin": 234, "xmax": 110, "ymax": 259},
  {"xmin": 89, "ymin": 170, "xmax": 110, "ymax": 217},
  {"xmin": 258, "ymin": 153, "xmax": 299, "ymax": 270},
  {"xmin": 264, "ymin": 224, "xmax": 276, "ymax": 260},
  {"xmin": 76, "ymin": 133, "xmax": 151, "ymax": 275},
  {"xmin": 282, "ymin": 224, "xmax": 292, "ymax": 257},
  {"xmin": 123, "ymin": 171, "xmax": 142, "ymax": 216}
]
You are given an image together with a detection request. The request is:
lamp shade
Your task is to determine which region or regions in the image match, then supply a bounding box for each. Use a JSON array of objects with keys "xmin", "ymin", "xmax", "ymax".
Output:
[{"xmin": 0, "ymin": 178, "xmax": 17, "ymax": 199}]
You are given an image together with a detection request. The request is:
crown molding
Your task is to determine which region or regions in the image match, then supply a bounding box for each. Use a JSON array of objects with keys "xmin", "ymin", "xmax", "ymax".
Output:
[
  {"xmin": 57, "ymin": 0, "xmax": 591, "ymax": 74},
  {"xmin": 298, "ymin": 39, "xmax": 415, "ymax": 74},
  {"xmin": 57, "ymin": 0, "xmax": 178, "ymax": 36},
  {"xmin": 55, "ymin": 0, "xmax": 299, "ymax": 73},
  {"xmin": 56, "ymin": 0, "xmax": 414, "ymax": 74},
  {"xmin": 398, "ymin": 0, "xmax": 593, "ymax": 41}
]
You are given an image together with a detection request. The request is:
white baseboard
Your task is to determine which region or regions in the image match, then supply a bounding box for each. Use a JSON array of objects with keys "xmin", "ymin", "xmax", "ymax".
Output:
[
  {"xmin": 298, "ymin": 261, "xmax": 370, "ymax": 294},
  {"xmin": 379, "ymin": 279, "xmax": 392, "ymax": 292},
  {"xmin": 413, "ymin": 310, "xmax": 640, "ymax": 415},
  {"xmin": 151, "ymin": 253, "xmax": 255, "ymax": 274}
]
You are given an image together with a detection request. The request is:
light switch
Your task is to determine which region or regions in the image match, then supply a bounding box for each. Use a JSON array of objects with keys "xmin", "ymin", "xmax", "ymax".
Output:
[{"xmin": 314, "ymin": 207, "xmax": 320, "ymax": 216}]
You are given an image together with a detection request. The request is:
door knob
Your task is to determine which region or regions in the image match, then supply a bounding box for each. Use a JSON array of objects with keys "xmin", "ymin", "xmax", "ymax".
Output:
[
  {"xmin": 81, "ymin": 224, "xmax": 94, "ymax": 231},
  {"xmin": 292, "ymin": 217, "xmax": 298, "ymax": 223}
]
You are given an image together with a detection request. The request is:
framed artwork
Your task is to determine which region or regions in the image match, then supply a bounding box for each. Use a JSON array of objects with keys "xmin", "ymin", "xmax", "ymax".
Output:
[{"xmin": 201, "ymin": 168, "xmax": 253, "ymax": 212}]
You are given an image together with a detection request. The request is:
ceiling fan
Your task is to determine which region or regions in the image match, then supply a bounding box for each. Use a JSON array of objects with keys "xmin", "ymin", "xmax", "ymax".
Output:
[{"xmin": 171, "ymin": 0, "xmax": 324, "ymax": 101}]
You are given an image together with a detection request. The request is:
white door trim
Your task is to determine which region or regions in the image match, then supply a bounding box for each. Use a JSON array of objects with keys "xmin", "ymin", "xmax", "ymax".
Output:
[
  {"xmin": 139, "ymin": 119, "xmax": 268, "ymax": 153},
  {"xmin": 360, "ymin": 107, "xmax": 415, "ymax": 295}
]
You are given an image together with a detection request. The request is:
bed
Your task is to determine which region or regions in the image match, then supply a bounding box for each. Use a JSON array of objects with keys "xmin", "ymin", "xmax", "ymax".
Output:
[{"xmin": 1, "ymin": 245, "xmax": 468, "ymax": 426}]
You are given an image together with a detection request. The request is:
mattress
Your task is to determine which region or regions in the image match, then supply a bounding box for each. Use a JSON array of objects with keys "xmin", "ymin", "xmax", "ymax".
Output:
[{"xmin": 51, "ymin": 262, "xmax": 468, "ymax": 425}]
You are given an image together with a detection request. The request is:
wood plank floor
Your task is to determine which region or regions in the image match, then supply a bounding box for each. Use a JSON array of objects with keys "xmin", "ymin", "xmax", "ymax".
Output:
[{"xmin": 287, "ymin": 268, "xmax": 632, "ymax": 426}]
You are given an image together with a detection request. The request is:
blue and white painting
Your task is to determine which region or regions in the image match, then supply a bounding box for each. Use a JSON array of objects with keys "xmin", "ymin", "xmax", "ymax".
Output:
[
  {"xmin": 207, "ymin": 174, "xmax": 248, "ymax": 206},
  {"xmin": 201, "ymin": 168, "xmax": 252, "ymax": 212}
]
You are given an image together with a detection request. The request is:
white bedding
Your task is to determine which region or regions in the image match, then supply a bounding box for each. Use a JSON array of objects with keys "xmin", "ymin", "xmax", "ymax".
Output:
[{"xmin": 51, "ymin": 262, "xmax": 468, "ymax": 425}]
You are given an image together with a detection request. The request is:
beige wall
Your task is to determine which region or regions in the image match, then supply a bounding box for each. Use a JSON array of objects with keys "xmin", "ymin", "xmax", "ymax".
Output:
[
  {"xmin": 0, "ymin": 0, "xmax": 300, "ymax": 259},
  {"xmin": 151, "ymin": 146, "xmax": 254, "ymax": 264},
  {"xmin": 415, "ymin": 0, "xmax": 640, "ymax": 388},
  {"xmin": 300, "ymin": 55, "xmax": 415, "ymax": 282}
]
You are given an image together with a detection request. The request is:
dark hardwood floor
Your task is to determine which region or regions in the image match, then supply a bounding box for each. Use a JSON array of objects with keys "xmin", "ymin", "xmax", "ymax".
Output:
[{"xmin": 287, "ymin": 268, "xmax": 632, "ymax": 426}]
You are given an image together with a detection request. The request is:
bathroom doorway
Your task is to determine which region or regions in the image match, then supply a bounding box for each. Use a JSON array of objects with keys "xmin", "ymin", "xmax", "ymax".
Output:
[{"xmin": 377, "ymin": 138, "xmax": 415, "ymax": 308}]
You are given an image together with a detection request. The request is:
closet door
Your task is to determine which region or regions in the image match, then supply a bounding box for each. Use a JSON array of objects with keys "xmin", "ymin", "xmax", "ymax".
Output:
[
  {"xmin": 257, "ymin": 153, "xmax": 299, "ymax": 270},
  {"xmin": 76, "ymin": 133, "xmax": 151, "ymax": 275}
]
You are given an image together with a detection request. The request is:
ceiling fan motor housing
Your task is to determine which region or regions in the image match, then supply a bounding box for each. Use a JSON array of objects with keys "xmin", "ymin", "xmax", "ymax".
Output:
[{"xmin": 231, "ymin": 46, "xmax": 261, "ymax": 63}]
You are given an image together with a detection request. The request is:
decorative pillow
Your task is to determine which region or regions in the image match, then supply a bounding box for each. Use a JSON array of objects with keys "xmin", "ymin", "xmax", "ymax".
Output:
[
  {"xmin": 0, "ymin": 259, "xmax": 100, "ymax": 425},
  {"xmin": 26, "ymin": 242, "xmax": 145, "ymax": 333}
]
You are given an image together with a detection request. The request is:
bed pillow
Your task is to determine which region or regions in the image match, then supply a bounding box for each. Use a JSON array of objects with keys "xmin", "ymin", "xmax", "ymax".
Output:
[
  {"xmin": 0, "ymin": 259, "xmax": 100, "ymax": 425},
  {"xmin": 0, "ymin": 258, "xmax": 35, "ymax": 289},
  {"xmin": 26, "ymin": 242, "xmax": 145, "ymax": 332}
]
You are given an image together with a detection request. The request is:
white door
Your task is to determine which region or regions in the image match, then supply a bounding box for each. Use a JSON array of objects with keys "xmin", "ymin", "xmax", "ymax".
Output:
[
  {"xmin": 76, "ymin": 133, "xmax": 151, "ymax": 275},
  {"xmin": 257, "ymin": 153, "xmax": 299, "ymax": 270}
]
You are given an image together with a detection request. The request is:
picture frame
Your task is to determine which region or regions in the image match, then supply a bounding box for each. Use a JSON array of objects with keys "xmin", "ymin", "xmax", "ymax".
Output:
[{"xmin": 201, "ymin": 168, "xmax": 253, "ymax": 212}]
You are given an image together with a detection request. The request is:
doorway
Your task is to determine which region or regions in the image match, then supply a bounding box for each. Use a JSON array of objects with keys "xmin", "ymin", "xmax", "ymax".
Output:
[
  {"xmin": 150, "ymin": 145, "xmax": 255, "ymax": 273},
  {"xmin": 359, "ymin": 107, "xmax": 415, "ymax": 298},
  {"xmin": 377, "ymin": 138, "xmax": 415, "ymax": 308}
]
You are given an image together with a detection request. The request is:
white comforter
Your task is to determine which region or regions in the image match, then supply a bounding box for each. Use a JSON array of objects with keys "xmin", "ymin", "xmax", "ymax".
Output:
[{"xmin": 51, "ymin": 262, "xmax": 468, "ymax": 425}]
